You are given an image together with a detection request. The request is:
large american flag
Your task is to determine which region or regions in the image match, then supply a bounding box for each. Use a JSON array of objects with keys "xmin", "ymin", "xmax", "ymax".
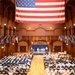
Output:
[{"xmin": 15, "ymin": 0, "xmax": 65, "ymax": 24}]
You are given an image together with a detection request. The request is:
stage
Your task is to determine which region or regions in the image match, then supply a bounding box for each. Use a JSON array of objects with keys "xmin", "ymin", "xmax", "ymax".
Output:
[
  {"xmin": 33, "ymin": 51, "xmax": 45, "ymax": 55},
  {"xmin": 32, "ymin": 44, "xmax": 48, "ymax": 55}
]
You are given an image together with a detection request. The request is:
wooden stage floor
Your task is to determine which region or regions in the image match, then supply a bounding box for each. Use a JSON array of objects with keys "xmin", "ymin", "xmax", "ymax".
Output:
[{"xmin": 28, "ymin": 55, "xmax": 46, "ymax": 75}]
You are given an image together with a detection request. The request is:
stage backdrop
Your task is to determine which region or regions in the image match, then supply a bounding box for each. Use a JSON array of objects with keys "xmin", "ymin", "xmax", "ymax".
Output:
[{"xmin": 32, "ymin": 44, "xmax": 48, "ymax": 52}]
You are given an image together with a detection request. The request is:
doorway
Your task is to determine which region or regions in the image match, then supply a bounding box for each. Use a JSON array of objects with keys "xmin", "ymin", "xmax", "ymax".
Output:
[
  {"xmin": 53, "ymin": 41, "xmax": 63, "ymax": 52},
  {"xmin": 54, "ymin": 46, "xmax": 61, "ymax": 52},
  {"xmin": 20, "ymin": 46, "xmax": 26, "ymax": 52}
]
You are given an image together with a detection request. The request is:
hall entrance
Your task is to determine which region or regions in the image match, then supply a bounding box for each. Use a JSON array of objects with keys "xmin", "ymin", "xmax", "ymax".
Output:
[
  {"xmin": 20, "ymin": 46, "xmax": 26, "ymax": 52},
  {"xmin": 54, "ymin": 46, "xmax": 61, "ymax": 52},
  {"xmin": 53, "ymin": 41, "xmax": 63, "ymax": 52}
]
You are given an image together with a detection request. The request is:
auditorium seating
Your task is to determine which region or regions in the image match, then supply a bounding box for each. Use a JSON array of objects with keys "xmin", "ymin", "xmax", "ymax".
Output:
[
  {"xmin": 43, "ymin": 52, "xmax": 75, "ymax": 75},
  {"xmin": 0, "ymin": 52, "xmax": 33, "ymax": 75}
]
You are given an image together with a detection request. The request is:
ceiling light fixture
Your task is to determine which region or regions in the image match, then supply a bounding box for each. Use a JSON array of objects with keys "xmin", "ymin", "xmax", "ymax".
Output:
[
  {"xmin": 50, "ymin": 27, "xmax": 52, "ymax": 29},
  {"xmin": 29, "ymin": 27, "xmax": 31, "ymax": 29}
]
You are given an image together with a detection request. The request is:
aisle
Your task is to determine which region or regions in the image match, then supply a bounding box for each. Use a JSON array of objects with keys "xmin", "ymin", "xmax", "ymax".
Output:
[{"xmin": 28, "ymin": 55, "xmax": 46, "ymax": 75}]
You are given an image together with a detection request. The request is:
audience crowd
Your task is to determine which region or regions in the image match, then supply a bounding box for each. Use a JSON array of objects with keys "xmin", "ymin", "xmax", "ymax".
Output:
[
  {"xmin": 43, "ymin": 52, "xmax": 75, "ymax": 75},
  {"xmin": 0, "ymin": 52, "xmax": 33, "ymax": 75}
]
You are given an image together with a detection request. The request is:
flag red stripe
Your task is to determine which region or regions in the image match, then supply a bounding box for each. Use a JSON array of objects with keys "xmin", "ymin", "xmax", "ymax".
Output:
[
  {"xmin": 36, "ymin": 0, "xmax": 65, "ymax": 2},
  {"xmin": 16, "ymin": 9, "xmax": 65, "ymax": 13},
  {"xmin": 16, "ymin": 15, "xmax": 65, "ymax": 18},
  {"xmin": 16, "ymin": 20, "xmax": 65, "ymax": 24}
]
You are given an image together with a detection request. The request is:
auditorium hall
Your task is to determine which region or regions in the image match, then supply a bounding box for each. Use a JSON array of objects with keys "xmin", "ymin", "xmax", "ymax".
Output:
[{"xmin": 0, "ymin": 0, "xmax": 75, "ymax": 75}]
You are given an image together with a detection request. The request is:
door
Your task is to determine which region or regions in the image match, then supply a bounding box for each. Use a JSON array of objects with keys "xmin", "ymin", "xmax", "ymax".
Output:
[
  {"xmin": 54, "ymin": 46, "xmax": 61, "ymax": 52},
  {"xmin": 20, "ymin": 46, "xmax": 26, "ymax": 52}
]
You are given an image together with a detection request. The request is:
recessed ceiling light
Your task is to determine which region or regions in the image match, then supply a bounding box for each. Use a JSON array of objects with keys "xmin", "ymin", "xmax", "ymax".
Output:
[
  {"xmin": 29, "ymin": 27, "xmax": 31, "ymax": 29},
  {"xmin": 50, "ymin": 27, "xmax": 52, "ymax": 29},
  {"xmin": 64, "ymin": 27, "xmax": 66, "ymax": 29}
]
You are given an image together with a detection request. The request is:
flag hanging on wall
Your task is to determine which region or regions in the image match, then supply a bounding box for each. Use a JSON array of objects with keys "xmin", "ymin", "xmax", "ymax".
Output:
[{"xmin": 15, "ymin": 0, "xmax": 65, "ymax": 24}]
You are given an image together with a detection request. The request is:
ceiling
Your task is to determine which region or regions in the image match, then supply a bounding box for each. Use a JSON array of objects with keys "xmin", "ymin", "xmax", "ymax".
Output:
[{"xmin": 0, "ymin": 0, "xmax": 75, "ymax": 30}]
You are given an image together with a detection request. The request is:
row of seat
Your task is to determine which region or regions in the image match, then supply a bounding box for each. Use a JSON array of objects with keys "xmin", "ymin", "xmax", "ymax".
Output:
[
  {"xmin": 0, "ymin": 52, "xmax": 33, "ymax": 75},
  {"xmin": 43, "ymin": 52, "xmax": 75, "ymax": 75}
]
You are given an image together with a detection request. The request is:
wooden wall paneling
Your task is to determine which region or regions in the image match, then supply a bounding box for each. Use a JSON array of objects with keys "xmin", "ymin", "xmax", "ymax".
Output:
[
  {"xmin": 50, "ymin": 43, "xmax": 53, "ymax": 52},
  {"xmin": 11, "ymin": 44, "xmax": 16, "ymax": 53},
  {"xmin": 63, "ymin": 43, "xmax": 67, "ymax": 51},
  {"xmin": 0, "ymin": 47, "xmax": 4, "ymax": 59},
  {"xmin": 4, "ymin": 26, "xmax": 7, "ymax": 36},
  {"xmin": 72, "ymin": 46, "xmax": 75, "ymax": 58},
  {"xmin": 66, "ymin": 43, "xmax": 71, "ymax": 54},
  {"xmin": 0, "ymin": 26, "xmax": 2, "ymax": 35},
  {"xmin": 63, "ymin": 42, "xmax": 72, "ymax": 55},
  {"xmin": 54, "ymin": 36, "xmax": 58, "ymax": 41},
  {"xmin": 8, "ymin": 44, "xmax": 11, "ymax": 55},
  {"xmin": 4, "ymin": 44, "xmax": 9, "ymax": 56},
  {"xmin": 9, "ymin": 27, "xmax": 11, "ymax": 36},
  {"xmin": 48, "ymin": 45, "xmax": 51, "ymax": 52},
  {"xmin": 15, "ymin": 43, "xmax": 18, "ymax": 52},
  {"xmin": 8, "ymin": 44, "xmax": 15, "ymax": 55}
]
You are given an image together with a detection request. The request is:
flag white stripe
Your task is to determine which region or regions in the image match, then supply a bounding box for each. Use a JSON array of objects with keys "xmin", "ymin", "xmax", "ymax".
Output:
[
  {"xmin": 16, "ymin": 17, "xmax": 65, "ymax": 21},
  {"xmin": 36, "ymin": 2, "xmax": 65, "ymax": 6},
  {"xmin": 16, "ymin": 12, "xmax": 65, "ymax": 16},
  {"xmin": 16, "ymin": 7, "xmax": 65, "ymax": 11}
]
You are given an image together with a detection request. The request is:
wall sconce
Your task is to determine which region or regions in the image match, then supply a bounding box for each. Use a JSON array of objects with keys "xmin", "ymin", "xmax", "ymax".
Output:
[
  {"xmin": 47, "ymin": 42, "xmax": 49, "ymax": 44},
  {"xmin": 31, "ymin": 42, "xmax": 33, "ymax": 44},
  {"xmin": 66, "ymin": 43, "xmax": 68, "ymax": 45},
  {"xmin": 4, "ymin": 24, "xmax": 6, "ymax": 26},
  {"xmin": 14, "ymin": 27, "xmax": 16, "ymax": 29},
  {"xmin": 74, "ymin": 24, "xmax": 75, "ymax": 26},
  {"xmin": 12, "ymin": 43, "xmax": 15, "ymax": 45},
  {"xmin": 64, "ymin": 27, "xmax": 66, "ymax": 29},
  {"xmin": 1, "ymin": 46, "xmax": 4, "ymax": 49}
]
